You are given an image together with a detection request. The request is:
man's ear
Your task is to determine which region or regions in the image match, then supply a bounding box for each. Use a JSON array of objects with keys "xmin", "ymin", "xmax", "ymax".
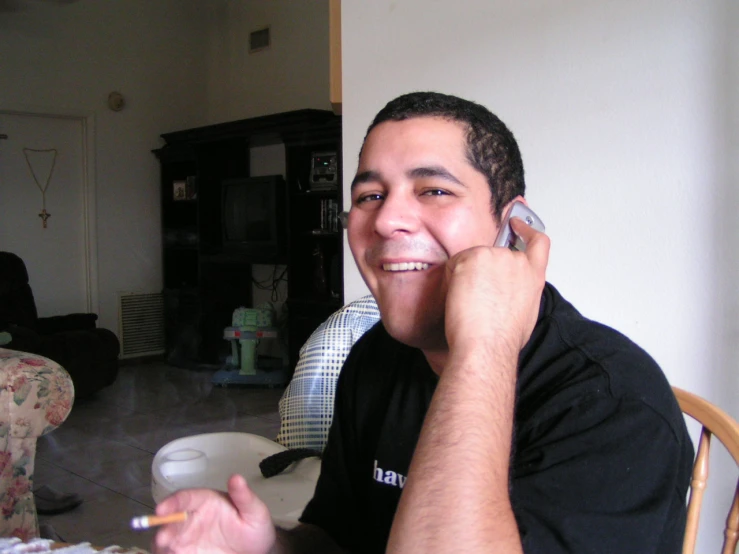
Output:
[{"xmin": 499, "ymin": 195, "xmax": 528, "ymax": 221}]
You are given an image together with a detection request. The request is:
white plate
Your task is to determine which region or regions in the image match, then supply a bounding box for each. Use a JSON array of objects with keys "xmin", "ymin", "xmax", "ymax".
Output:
[{"xmin": 152, "ymin": 432, "xmax": 320, "ymax": 528}]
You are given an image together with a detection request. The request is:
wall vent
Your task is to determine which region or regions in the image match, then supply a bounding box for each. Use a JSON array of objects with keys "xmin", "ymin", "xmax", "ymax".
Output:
[
  {"xmin": 118, "ymin": 292, "xmax": 165, "ymax": 359},
  {"xmin": 249, "ymin": 26, "xmax": 270, "ymax": 53}
]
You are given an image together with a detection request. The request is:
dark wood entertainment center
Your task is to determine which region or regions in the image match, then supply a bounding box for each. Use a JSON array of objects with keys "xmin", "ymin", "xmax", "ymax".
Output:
[{"xmin": 154, "ymin": 109, "xmax": 343, "ymax": 373}]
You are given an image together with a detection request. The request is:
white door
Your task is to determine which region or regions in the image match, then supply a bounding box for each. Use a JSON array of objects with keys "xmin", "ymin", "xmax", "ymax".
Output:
[{"xmin": 0, "ymin": 112, "xmax": 91, "ymax": 316}]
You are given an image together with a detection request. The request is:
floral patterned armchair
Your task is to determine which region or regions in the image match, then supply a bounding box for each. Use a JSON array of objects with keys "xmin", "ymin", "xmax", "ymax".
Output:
[{"xmin": 0, "ymin": 348, "xmax": 74, "ymax": 540}]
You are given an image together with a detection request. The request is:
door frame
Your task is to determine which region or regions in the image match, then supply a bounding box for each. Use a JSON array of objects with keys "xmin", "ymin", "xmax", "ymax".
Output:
[{"xmin": 0, "ymin": 107, "xmax": 99, "ymax": 313}]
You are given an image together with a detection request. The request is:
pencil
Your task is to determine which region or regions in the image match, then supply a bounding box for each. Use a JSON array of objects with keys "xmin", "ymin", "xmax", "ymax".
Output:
[{"xmin": 130, "ymin": 511, "xmax": 188, "ymax": 530}]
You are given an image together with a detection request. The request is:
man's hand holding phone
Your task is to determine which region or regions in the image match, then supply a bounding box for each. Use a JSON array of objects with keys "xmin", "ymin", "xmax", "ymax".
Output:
[
  {"xmin": 443, "ymin": 201, "xmax": 550, "ymax": 359},
  {"xmin": 395, "ymin": 203, "xmax": 549, "ymax": 554}
]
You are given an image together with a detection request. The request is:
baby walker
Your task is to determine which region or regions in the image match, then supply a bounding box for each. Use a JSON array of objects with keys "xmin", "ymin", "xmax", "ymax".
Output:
[{"xmin": 211, "ymin": 306, "xmax": 290, "ymax": 387}]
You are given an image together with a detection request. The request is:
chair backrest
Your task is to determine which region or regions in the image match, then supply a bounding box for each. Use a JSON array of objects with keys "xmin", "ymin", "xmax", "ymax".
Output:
[{"xmin": 672, "ymin": 386, "xmax": 739, "ymax": 554}]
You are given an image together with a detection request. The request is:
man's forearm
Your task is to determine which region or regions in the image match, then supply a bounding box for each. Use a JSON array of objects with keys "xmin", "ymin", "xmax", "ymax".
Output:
[
  {"xmin": 272, "ymin": 523, "xmax": 348, "ymax": 554},
  {"xmin": 387, "ymin": 343, "xmax": 523, "ymax": 554}
]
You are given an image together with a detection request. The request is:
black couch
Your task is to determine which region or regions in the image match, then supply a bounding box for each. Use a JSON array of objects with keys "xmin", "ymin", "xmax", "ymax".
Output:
[{"xmin": 0, "ymin": 251, "xmax": 119, "ymax": 399}]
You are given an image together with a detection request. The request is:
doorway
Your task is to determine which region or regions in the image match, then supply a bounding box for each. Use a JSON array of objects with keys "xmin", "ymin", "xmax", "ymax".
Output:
[{"xmin": 0, "ymin": 110, "xmax": 97, "ymax": 315}]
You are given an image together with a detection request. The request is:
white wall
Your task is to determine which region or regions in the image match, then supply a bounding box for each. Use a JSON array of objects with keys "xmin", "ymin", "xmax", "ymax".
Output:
[
  {"xmin": 0, "ymin": 0, "xmax": 210, "ymax": 332},
  {"xmin": 204, "ymin": 0, "xmax": 332, "ymax": 123},
  {"xmin": 342, "ymin": 1, "xmax": 738, "ymax": 551}
]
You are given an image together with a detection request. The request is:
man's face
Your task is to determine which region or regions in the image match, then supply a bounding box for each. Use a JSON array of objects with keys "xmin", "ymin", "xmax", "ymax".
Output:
[{"xmin": 347, "ymin": 117, "xmax": 502, "ymax": 352}]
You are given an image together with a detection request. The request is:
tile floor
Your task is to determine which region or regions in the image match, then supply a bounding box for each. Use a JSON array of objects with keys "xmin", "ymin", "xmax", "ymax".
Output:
[{"xmin": 35, "ymin": 361, "xmax": 285, "ymax": 552}]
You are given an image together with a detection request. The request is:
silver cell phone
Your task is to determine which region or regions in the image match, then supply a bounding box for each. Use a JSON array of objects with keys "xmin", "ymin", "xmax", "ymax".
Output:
[{"xmin": 493, "ymin": 201, "xmax": 545, "ymax": 252}]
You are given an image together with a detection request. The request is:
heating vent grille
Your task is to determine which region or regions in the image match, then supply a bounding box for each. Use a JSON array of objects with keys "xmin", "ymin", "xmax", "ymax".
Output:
[
  {"xmin": 119, "ymin": 292, "xmax": 165, "ymax": 359},
  {"xmin": 249, "ymin": 27, "xmax": 270, "ymax": 52}
]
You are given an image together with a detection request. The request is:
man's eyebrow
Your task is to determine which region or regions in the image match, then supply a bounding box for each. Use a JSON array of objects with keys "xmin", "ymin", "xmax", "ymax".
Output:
[
  {"xmin": 408, "ymin": 166, "xmax": 464, "ymax": 186},
  {"xmin": 351, "ymin": 170, "xmax": 381, "ymax": 189},
  {"xmin": 350, "ymin": 166, "xmax": 464, "ymax": 189}
]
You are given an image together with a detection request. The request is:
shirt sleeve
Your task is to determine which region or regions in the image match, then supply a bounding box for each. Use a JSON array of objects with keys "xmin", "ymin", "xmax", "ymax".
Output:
[{"xmin": 511, "ymin": 395, "xmax": 690, "ymax": 554}]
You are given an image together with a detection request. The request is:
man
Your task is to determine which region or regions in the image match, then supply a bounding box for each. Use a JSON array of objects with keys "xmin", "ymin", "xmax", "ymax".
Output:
[{"xmin": 153, "ymin": 92, "xmax": 693, "ymax": 554}]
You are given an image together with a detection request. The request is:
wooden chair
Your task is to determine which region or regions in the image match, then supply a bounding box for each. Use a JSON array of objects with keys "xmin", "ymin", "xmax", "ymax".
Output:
[{"xmin": 673, "ymin": 387, "xmax": 739, "ymax": 554}]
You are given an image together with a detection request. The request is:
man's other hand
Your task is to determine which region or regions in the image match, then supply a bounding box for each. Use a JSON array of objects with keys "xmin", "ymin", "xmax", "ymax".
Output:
[{"xmin": 153, "ymin": 474, "xmax": 276, "ymax": 554}]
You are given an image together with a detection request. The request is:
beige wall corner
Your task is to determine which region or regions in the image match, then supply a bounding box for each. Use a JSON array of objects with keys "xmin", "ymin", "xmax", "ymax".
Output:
[{"xmin": 330, "ymin": 0, "xmax": 342, "ymax": 115}]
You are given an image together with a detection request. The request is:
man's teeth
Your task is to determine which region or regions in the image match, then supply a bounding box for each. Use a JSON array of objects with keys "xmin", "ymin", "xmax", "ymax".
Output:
[{"xmin": 382, "ymin": 262, "xmax": 429, "ymax": 271}]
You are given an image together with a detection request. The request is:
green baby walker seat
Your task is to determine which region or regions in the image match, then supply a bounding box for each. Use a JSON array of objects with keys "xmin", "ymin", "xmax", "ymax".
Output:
[{"xmin": 211, "ymin": 305, "xmax": 290, "ymax": 387}]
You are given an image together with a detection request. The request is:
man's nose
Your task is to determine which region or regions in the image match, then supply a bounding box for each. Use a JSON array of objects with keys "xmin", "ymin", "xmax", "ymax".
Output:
[{"xmin": 373, "ymin": 192, "xmax": 419, "ymax": 237}]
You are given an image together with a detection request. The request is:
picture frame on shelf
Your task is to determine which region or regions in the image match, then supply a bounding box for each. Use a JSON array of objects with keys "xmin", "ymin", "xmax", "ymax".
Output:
[
  {"xmin": 173, "ymin": 180, "xmax": 187, "ymax": 201},
  {"xmin": 173, "ymin": 177, "xmax": 197, "ymax": 201}
]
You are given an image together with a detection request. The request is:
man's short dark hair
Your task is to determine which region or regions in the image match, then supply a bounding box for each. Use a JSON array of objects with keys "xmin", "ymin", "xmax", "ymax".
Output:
[{"xmin": 363, "ymin": 91, "xmax": 525, "ymax": 220}]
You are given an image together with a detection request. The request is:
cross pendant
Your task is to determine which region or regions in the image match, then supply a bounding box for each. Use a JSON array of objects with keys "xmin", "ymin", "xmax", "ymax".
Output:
[{"xmin": 38, "ymin": 208, "xmax": 51, "ymax": 228}]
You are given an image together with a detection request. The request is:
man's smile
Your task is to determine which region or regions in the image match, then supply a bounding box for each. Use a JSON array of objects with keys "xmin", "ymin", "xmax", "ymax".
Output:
[{"xmin": 382, "ymin": 262, "xmax": 430, "ymax": 272}]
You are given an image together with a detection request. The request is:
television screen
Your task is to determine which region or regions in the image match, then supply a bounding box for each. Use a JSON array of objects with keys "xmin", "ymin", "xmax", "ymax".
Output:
[
  {"xmin": 221, "ymin": 175, "xmax": 286, "ymax": 262},
  {"xmin": 223, "ymin": 181, "xmax": 272, "ymax": 243}
]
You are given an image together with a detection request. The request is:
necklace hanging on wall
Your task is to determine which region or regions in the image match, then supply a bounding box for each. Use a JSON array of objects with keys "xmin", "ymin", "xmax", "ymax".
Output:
[{"xmin": 22, "ymin": 147, "xmax": 58, "ymax": 229}]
